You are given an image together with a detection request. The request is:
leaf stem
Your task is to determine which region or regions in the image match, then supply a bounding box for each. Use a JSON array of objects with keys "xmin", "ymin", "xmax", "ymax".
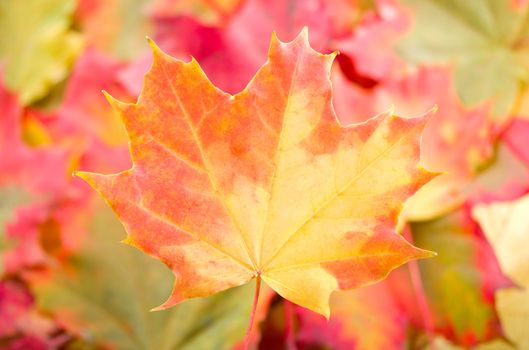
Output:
[{"xmin": 243, "ymin": 275, "xmax": 262, "ymax": 350}]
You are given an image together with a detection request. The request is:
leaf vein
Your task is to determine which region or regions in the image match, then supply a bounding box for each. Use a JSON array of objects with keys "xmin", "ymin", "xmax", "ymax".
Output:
[
  {"xmin": 159, "ymin": 63, "xmax": 257, "ymax": 269},
  {"xmin": 136, "ymin": 198, "xmax": 254, "ymax": 272},
  {"xmin": 257, "ymin": 49, "xmax": 303, "ymax": 267},
  {"xmin": 262, "ymin": 126, "xmax": 415, "ymax": 269}
]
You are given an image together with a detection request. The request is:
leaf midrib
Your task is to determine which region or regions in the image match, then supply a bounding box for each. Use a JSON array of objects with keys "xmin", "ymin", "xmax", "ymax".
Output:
[
  {"xmin": 257, "ymin": 47, "xmax": 304, "ymax": 268},
  {"xmin": 159, "ymin": 61, "xmax": 257, "ymax": 271}
]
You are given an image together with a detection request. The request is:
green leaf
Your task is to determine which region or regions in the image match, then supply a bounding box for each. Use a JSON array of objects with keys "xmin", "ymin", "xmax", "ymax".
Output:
[
  {"xmin": 35, "ymin": 203, "xmax": 253, "ymax": 350},
  {"xmin": 411, "ymin": 211, "xmax": 503, "ymax": 345},
  {"xmin": 0, "ymin": 0, "xmax": 83, "ymax": 104},
  {"xmin": 399, "ymin": 0, "xmax": 529, "ymax": 117}
]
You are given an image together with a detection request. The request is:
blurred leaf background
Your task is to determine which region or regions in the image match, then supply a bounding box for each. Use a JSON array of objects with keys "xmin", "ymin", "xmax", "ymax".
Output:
[{"xmin": 1, "ymin": 0, "xmax": 529, "ymax": 349}]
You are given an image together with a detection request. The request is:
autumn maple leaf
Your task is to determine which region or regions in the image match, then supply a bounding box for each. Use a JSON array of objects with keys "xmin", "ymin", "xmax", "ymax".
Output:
[{"xmin": 76, "ymin": 29, "xmax": 436, "ymax": 323}]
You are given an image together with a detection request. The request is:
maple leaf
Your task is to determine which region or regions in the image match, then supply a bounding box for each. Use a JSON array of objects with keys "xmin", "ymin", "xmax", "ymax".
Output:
[
  {"xmin": 398, "ymin": 0, "xmax": 529, "ymax": 118},
  {"xmin": 0, "ymin": 0, "xmax": 83, "ymax": 104},
  {"xmin": 77, "ymin": 29, "xmax": 436, "ymax": 317},
  {"xmin": 408, "ymin": 210, "xmax": 509, "ymax": 346}
]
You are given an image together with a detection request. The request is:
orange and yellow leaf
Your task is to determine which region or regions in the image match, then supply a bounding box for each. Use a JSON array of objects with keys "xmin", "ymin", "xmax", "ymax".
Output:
[{"xmin": 77, "ymin": 28, "xmax": 436, "ymax": 317}]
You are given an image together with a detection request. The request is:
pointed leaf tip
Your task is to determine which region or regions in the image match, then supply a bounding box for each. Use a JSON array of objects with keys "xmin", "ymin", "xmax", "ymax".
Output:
[
  {"xmin": 420, "ymin": 248, "xmax": 437, "ymax": 259},
  {"xmin": 300, "ymin": 26, "xmax": 309, "ymax": 38},
  {"xmin": 102, "ymin": 90, "xmax": 132, "ymax": 112},
  {"xmin": 73, "ymin": 171, "xmax": 85, "ymax": 179},
  {"xmin": 295, "ymin": 26, "xmax": 310, "ymax": 46},
  {"xmin": 147, "ymin": 37, "xmax": 164, "ymax": 59},
  {"xmin": 149, "ymin": 305, "xmax": 164, "ymax": 312}
]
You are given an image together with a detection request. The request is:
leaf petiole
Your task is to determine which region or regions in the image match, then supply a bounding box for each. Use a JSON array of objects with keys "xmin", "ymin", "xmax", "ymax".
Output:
[{"xmin": 243, "ymin": 275, "xmax": 262, "ymax": 350}]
